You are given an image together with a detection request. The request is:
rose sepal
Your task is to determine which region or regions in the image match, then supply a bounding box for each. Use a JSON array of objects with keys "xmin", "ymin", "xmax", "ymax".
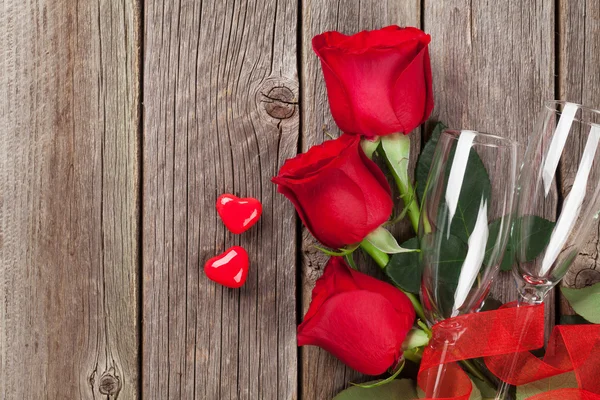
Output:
[
  {"xmin": 349, "ymin": 359, "xmax": 406, "ymax": 389},
  {"xmin": 314, "ymin": 243, "xmax": 359, "ymax": 257},
  {"xmin": 360, "ymin": 136, "xmax": 380, "ymax": 159},
  {"xmin": 403, "ymin": 328, "xmax": 430, "ymax": 350},
  {"xmin": 364, "ymin": 226, "xmax": 419, "ymax": 254},
  {"xmin": 381, "ymin": 133, "xmax": 421, "ymax": 232}
]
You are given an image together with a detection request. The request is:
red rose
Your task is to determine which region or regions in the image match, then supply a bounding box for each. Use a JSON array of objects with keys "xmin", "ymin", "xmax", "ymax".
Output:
[
  {"xmin": 272, "ymin": 134, "xmax": 393, "ymax": 249},
  {"xmin": 298, "ymin": 257, "xmax": 415, "ymax": 375},
  {"xmin": 313, "ymin": 26, "xmax": 433, "ymax": 137}
]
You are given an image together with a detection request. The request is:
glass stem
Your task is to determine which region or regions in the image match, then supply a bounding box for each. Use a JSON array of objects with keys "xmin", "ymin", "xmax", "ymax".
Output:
[
  {"xmin": 359, "ymin": 241, "xmax": 427, "ymax": 322},
  {"xmin": 495, "ymin": 376, "xmax": 512, "ymax": 399},
  {"xmin": 459, "ymin": 359, "xmax": 495, "ymax": 388},
  {"xmin": 495, "ymin": 284, "xmax": 546, "ymax": 400},
  {"xmin": 425, "ymin": 340, "xmax": 450, "ymax": 397}
]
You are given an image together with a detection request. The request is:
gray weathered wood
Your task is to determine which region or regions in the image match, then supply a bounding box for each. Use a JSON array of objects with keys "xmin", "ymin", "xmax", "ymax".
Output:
[
  {"xmin": 5, "ymin": 1, "xmax": 600, "ymax": 398},
  {"xmin": 300, "ymin": 1, "xmax": 421, "ymax": 397},
  {"xmin": 558, "ymin": 0, "xmax": 600, "ymax": 311},
  {"xmin": 0, "ymin": 0, "xmax": 141, "ymax": 398},
  {"xmin": 142, "ymin": 0, "xmax": 299, "ymax": 398},
  {"xmin": 424, "ymin": 1, "xmax": 557, "ymax": 331}
]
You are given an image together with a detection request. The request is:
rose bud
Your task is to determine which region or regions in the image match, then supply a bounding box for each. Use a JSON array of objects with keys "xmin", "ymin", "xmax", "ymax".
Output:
[
  {"xmin": 312, "ymin": 26, "xmax": 434, "ymax": 137},
  {"xmin": 298, "ymin": 257, "xmax": 415, "ymax": 375},
  {"xmin": 272, "ymin": 134, "xmax": 393, "ymax": 249}
]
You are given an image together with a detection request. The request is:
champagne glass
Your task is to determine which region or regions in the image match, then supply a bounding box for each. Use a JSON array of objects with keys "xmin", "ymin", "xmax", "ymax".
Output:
[
  {"xmin": 419, "ymin": 129, "xmax": 518, "ymax": 397},
  {"xmin": 495, "ymin": 101, "xmax": 600, "ymax": 399}
]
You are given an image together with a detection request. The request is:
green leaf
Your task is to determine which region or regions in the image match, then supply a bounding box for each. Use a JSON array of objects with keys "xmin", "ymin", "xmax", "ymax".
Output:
[
  {"xmin": 516, "ymin": 372, "xmax": 578, "ymax": 400},
  {"xmin": 480, "ymin": 297, "xmax": 503, "ymax": 312},
  {"xmin": 416, "ymin": 122, "xmax": 447, "ymax": 203},
  {"xmin": 512, "ymin": 215, "xmax": 555, "ymax": 266},
  {"xmin": 385, "ymin": 234, "xmax": 467, "ymax": 295},
  {"xmin": 442, "ymin": 146, "xmax": 491, "ymax": 243},
  {"xmin": 384, "ymin": 237, "xmax": 420, "ymax": 293},
  {"xmin": 484, "ymin": 219, "xmax": 515, "ymax": 272},
  {"xmin": 424, "ymin": 234, "xmax": 469, "ymax": 289},
  {"xmin": 486, "ymin": 215, "xmax": 555, "ymax": 272},
  {"xmin": 422, "ymin": 233, "xmax": 470, "ymax": 315},
  {"xmin": 417, "ymin": 376, "xmax": 484, "ymax": 400},
  {"xmin": 559, "ymin": 314, "xmax": 591, "ymax": 325},
  {"xmin": 468, "ymin": 380, "xmax": 483, "ymax": 400},
  {"xmin": 334, "ymin": 379, "xmax": 418, "ymax": 400},
  {"xmin": 417, "ymin": 124, "xmax": 492, "ymax": 243},
  {"xmin": 561, "ymin": 282, "xmax": 600, "ymax": 323},
  {"xmin": 365, "ymin": 226, "xmax": 418, "ymax": 255},
  {"xmin": 468, "ymin": 374, "xmax": 496, "ymax": 400}
]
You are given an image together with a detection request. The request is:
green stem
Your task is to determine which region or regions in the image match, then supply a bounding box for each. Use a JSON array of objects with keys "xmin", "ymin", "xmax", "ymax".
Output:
[
  {"xmin": 359, "ymin": 241, "xmax": 426, "ymax": 322},
  {"xmin": 385, "ymin": 156, "xmax": 421, "ymax": 233},
  {"xmin": 380, "ymin": 134, "xmax": 421, "ymax": 234},
  {"xmin": 405, "ymin": 292, "xmax": 426, "ymax": 323},
  {"xmin": 459, "ymin": 359, "xmax": 496, "ymax": 389},
  {"xmin": 421, "ymin": 206, "xmax": 432, "ymax": 234},
  {"xmin": 402, "ymin": 348, "xmax": 422, "ymax": 363},
  {"xmin": 359, "ymin": 240, "xmax": 389, "ymax": 268}
]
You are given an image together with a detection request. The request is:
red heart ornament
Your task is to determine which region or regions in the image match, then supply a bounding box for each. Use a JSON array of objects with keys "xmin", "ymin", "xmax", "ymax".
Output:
[
  {"xmin": 216, "ymin": 194, "xmax": 262, "ymax": 234},
  {"xmin": 204, "ymin": 246, "xmax": 249, "ymax": 288}
]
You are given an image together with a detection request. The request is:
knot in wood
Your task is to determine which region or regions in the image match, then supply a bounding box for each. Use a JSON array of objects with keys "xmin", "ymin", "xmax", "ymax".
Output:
[
  {"xmin": 261, "ymin": 86, "xmax": 297, "ymax": 119},
  {"xmin": 574, "ymin": 268, "xmax": 600, "ymax": 288},
  {"xmin": 99, "ymin": 372, "xmax": 121, "ymax": 396}
]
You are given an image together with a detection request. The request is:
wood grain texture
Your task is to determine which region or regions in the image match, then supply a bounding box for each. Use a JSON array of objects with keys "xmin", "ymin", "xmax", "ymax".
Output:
[
  {"xmin": 300, "ymin": 1, "xmax": 421, "ymax": 398},
  {"xmin": 558, "ymin": 0, "xmax": 600, "ymax": 307},
  {"xmin": 424, "ymin": 1, "xmax": 557, "ymax": 329},
  {"xmin": 0, "ymin": 0, "xmax": 141, "ymax": 399},
  {"xmin": 142, "ymin": 0, "xmax": 299, "ymax": 398},
  {"xmin": 4, "ymin": 1, "xmax": 600, "ymax": 398}
]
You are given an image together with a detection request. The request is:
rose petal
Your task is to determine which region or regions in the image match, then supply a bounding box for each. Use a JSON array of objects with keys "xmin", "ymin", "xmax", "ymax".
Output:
[
  {"xmin": 392, "ymin": 45, "xmax": 434, "ymax": 133},
  {"xmin": 348, "ymin": 267, "xmax": 416, "ymax": 323},
  {"xmin": 302, "ymin": 257, "xmax": 358, "ymax": 322},
  {"xmin": 276, "ymin": 134, "xmax": 358, "ymax": 179},
  {"xmin": 298, "ymin": 290, "xmax": 408, "ymax": 375},
  {"xmin": 311, "ymin": 25, "xmax": 434, "ymax": 136},
  {"xmin": 273, "ymin": 134, "xmax": 392, "ymax": 248}
]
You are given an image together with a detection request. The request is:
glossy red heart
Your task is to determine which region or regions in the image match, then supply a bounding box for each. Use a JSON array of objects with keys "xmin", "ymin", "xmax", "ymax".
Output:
[
  {"xmin": 204, "ymin": 246, "xmax": 249, "ymax": 288},
  {"xmin": 216, "ymin": 194, "xmax": 262, "ymax": 234}
]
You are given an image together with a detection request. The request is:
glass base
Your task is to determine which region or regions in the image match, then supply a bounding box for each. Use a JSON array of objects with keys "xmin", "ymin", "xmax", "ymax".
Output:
[{"xmin": 515, "ymin": 274, "xmax": 553, "ymax": 305}]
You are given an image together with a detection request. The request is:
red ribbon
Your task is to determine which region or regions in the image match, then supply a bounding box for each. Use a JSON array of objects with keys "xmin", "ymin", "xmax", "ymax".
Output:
[{"xmin": 417, "ymin": 303, "xmax": 600, "ymax": 399}]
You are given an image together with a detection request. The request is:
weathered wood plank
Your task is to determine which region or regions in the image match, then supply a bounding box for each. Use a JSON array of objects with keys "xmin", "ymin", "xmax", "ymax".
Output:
[
  {"xmin": 558, "ymin": 0, "xmax": 600, "ymax": 310},
  {"xmin": 142, "ymin": 0, "xmax": 299, "ymax": 398},
  {"xmin": 0, "ymin": 0, "xmax": 141, "ymax": 399},
  {"xmin": 425, "ymin": 1, "xmax": 556, "ymax": 329},
  {"xmin": 300, "ymin": 1, "xmax": 421, "ymax": 397}
]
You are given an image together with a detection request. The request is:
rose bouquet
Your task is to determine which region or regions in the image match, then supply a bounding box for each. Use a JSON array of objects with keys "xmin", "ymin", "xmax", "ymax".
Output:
[
  {"xmin": 273, "ymin": 25, "xmax": 446, "ymax": 395},
  {"xmin": 270, "ymin": 26, "xmax": 600, "ymax": 400}
]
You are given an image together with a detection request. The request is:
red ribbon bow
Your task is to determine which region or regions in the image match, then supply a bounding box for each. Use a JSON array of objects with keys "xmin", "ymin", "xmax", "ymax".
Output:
[{"xmin": 418, "ymin": 303, "xmax": 600, "ymax": 399}]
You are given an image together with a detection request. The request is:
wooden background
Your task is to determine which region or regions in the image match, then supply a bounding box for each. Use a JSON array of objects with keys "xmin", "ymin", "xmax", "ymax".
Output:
[{"xmin": 1, "ymin": 0, "xmax": 599, "ymax": 399}]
